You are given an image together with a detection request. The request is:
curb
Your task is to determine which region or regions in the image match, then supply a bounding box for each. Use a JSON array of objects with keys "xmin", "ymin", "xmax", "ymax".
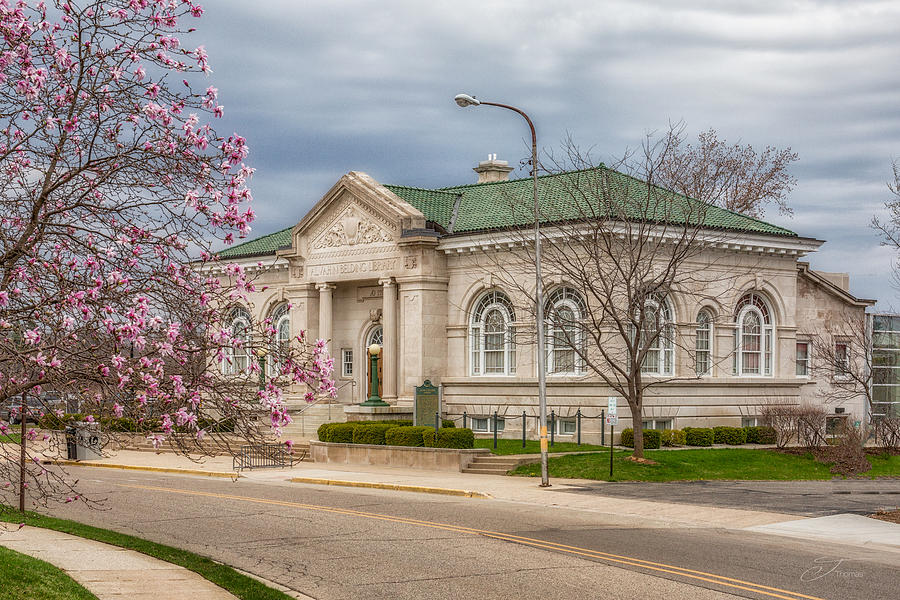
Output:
[
  {"xmin": 289, "ymin": 477, "xmax": 492, "ymax": 499},
  {"xmin": 44, "ymin": 459, "xmax": 241, "ymax": 479}
]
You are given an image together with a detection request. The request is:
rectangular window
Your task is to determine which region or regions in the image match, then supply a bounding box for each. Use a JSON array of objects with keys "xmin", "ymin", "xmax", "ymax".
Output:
[
  {"xmin": 472, "ymin": 417, "xmax": 504, "ymax": 433},
  {"xmin": 559, "ymin": 420, "xmax": 577, "ymax": 435},
  {"xmin": 795, "ymin": 342, "xmax": 809, "ymax": 376},
  {"xmin": 696, "ymin": 328, "xmax": 711, "ymax": 376},
  {"xmin": 641, "ymin": 419, "xmax": 673, "ymax": 431},
  {"xmin": 826, "ymin": 415, "xmax": 847, "ymax": 436},
  {"xmin": 341, "ymin": 349, "xmax": 353, "ymax": 378},
  {"xmin": 835, "ymin": 342, "xmax": 850, "ymax": 377},
  {"xmin": 741, "ymin": 416, "xmax": 761, "ymax": 428}
]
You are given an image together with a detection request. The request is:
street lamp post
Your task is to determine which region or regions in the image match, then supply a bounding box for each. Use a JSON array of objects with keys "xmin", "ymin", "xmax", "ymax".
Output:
[
  {"xmin": 361, "ymin": 343, "xmax": 388, "ymax": 407},
  {"xmin": 454, "ymin": 93, "xmax": 550, "ymax": 487}
]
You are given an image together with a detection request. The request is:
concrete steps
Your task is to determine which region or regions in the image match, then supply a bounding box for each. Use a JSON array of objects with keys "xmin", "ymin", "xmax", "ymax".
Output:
[
  {"xmin": 462, "ymin": 455, "xmax": 526, "ymax": 475},
  {"xmin": 283, "ymin": 402, "xmax": 346, "ymax": 440}
]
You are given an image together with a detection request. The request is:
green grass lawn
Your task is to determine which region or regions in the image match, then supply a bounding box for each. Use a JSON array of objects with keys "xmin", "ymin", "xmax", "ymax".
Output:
[
  {"xmin": 474, "ymin": 438, "xmax": 608, "ymax": 455},
  {"xmin": 0, "ymin": 545, "xmax": 98, "ymax": 600},
  {"xmin": 0, "ymin": 433, "xmax": 22, "ymax": 444},
  {"xmin": 866, "ymin": 452, "xmax": 900, "ymax": 477},
  {"xmin": 510, "ymin": 448, "xmax": 850, "ymax": 481},
  {"xmin": 0, "ymin": 511, "xmax": 293, "ymax": 600}
]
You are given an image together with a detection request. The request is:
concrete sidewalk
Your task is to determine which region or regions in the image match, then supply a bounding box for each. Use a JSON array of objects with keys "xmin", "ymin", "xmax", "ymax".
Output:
[{"xmin": 0, "ymin": 522, "xmax": 236, "ymax": 600}]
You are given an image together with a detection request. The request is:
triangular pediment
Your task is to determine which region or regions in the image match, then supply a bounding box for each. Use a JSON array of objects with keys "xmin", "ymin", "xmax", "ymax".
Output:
[{"xmin": 286, "ymin": 171, "xmax": 426, "ymax": 259}]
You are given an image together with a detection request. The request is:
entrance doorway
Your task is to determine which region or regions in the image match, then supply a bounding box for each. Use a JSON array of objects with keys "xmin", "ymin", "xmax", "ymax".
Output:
[{"xmin": 365, "ymin": 325, "xmax": 383, "ymax": 398}]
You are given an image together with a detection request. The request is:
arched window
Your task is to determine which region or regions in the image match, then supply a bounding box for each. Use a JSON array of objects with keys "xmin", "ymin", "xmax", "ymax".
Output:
[
  {"xmin": 470, "ymin": 291, "xmax": 516, "ymax": 375},
  {"xmin": 696, "ymin": 309, "xmax": 712, "ymax": 376},
  {"xmin": 637, "ymin": 294, "xmax": 674, "ymax": 376},
  {"xmin": 733, "ymin": 292, "xmax": 774, "ymax": 376},
  {"xmin": 268, "ymin": 303, "xmax": 290, "ymax": 376},
  {"xmin": 545, "ymin": 287, "xmax": 587, "ymax": 374},
  {"xmin": 224, "ymin": 306, "xmax": 251, "ymax": 375}
]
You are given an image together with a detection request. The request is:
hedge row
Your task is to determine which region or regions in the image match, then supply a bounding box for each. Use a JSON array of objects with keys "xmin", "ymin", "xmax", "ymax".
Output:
[
  {"xmin": 36, "ymin": 413, "xmax": 237, "ymax": 434},
  {"xmin": 317, "ymin": 420, "xmax": 473, "ymax": 449},
  {"xmin": 620, "ymin": 425, "xmax": 777, "ymax": 448}
]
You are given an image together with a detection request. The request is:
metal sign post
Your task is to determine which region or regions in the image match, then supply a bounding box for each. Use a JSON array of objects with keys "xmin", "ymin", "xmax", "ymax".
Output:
[
  {"xmin": 609, "ymin": 423, "xmax": 615, "ymax": 479},
  {"xmin": 606, "ymin": 397, "xmax": 618, "ymax": 480}
]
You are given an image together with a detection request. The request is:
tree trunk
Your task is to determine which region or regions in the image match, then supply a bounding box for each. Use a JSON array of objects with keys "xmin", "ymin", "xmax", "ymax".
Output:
[
  {"xmin": 19, "ymin": 391, "xmax": 26, "ymax": 513},
  {"xmin": 629, "ymin": 395, "xmax": 644, "ymax": 459}
]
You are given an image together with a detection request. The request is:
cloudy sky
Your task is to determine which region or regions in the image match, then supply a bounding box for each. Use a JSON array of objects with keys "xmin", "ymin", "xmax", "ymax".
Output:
[{"xmin": 197, "ymin": 0, "xmax": 900, "ymax": 307}]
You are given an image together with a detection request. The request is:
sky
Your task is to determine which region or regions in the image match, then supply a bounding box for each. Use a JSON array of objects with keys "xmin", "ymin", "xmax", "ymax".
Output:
[{"xmin": 196, "ymin": 0, "xmax": 900, "ymax": 308}]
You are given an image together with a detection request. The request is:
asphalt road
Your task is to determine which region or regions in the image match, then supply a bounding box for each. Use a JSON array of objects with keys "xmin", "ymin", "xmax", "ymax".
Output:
[
  {"xmin": 39, "ymin": 468, "xmax": 900, "ymax": 600},
  {"xmin": 560, "ymin": 479, "xmax": 900, "ymax": 517}
]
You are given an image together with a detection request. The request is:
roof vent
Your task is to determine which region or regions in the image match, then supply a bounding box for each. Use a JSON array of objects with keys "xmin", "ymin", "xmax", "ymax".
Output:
[{"xmin": 473, "ymin": 154, "xmax": 514, "ymax": 183}]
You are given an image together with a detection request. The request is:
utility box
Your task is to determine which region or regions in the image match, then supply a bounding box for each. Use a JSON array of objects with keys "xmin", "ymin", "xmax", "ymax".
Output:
[
  {"xmin": 74, "ymin": 422, "xmax": 102, "ymax": 460},
  {"xmin": 64, "ymin": 426, "xmax": 77, "ymax": 460}
]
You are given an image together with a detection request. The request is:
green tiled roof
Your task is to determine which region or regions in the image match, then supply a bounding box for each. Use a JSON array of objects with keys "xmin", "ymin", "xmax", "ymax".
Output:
[
  {"xmin": 218, "ymin": 167, "xmax": 795, "ymax": 259},
  {"xmin": 383, "ymin": 185, "xmax": 459, "ymax": 232},
  {"xmin": 218, "ymin": 226, "xmax": 292, "ymax": 258},
  {"xmin": 437, "ymin": 167, "xmax": 796, "ymax": 237}
]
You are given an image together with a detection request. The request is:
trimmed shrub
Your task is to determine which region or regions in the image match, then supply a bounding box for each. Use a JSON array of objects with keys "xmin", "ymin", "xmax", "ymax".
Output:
[
  {"xmin": 744, "ymin": 425, "xmax": 776, "ymax": 444},
  {"xmin": 685, "ymin": 427, "xmax": 714, "ymax": 446},
  {"xmin": 384, "ymin": 426, "xmax": 432, "ymax": 447},
  {"xmin": 327, "ymin": 423, "xmax": 358, "ymax": 444},
  {"xmin": 352, "ymin": 423, "xmax": 395, "ymax": 445},
  {"xmin": 317, "ymin": 423, "xmax": 335, "ymax": 442},
  {"xmin": 660, "ymin": 429, "xmax": 685, "ymax": 447},
  {"xmin": 197, "ymin": 417, "xmax": 236, "ymax": 433},
  {"xmin": 442, "ymin": 419, "xmax": 456, "ymax": 428},
  {"xmin": 642, "ymin": 429, "xmax": 662, "ymax": 449},
  {"xmin": 422, "ymin": 428, "xmax": 436, "ymax": 447},
  {"xmin": 434, "ymin": 428, "xmax": 475, "ymax": 449},
  {"xmin": 714, "ymin": 426, "xmax": 747, "ymax": 445},
  {"xmin": 618, "ymin": 428, "xmax": 660, "ymax": 449}
]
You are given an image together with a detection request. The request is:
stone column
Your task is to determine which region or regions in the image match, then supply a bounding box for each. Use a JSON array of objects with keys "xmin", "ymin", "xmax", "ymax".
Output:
[
  {"xmin": 316, "ymin": 283, "xmax": 334, "ymax": 350},
  {"xmin": 380, "ymin": 277, "xmax": 398, "ymax": 401}
]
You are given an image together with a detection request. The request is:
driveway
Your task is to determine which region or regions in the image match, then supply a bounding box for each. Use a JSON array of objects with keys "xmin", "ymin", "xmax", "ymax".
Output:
[{"xmin": 558, "ymin": 479, "xmax": 900, "ymax": 517}]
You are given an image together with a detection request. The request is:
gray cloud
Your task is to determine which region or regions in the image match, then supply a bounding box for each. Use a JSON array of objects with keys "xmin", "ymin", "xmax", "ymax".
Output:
[{"xmin": 199, "ymin": 0, "xmax": 900, "ymax": 307}]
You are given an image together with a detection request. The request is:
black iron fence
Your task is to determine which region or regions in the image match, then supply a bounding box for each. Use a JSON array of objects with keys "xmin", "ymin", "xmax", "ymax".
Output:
[
  {"xmin": 449, "ymin": 409, "xmax": 609, "ymax": 449},
  {"xmin": 233, "ymin": 444, "xmax": 293, "ymax": 471}
]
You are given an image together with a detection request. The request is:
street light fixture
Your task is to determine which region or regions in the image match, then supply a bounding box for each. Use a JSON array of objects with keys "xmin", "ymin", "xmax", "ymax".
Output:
[{"xmin": 454, "ymin": 93, "xmax": 550, "ymax": 487}]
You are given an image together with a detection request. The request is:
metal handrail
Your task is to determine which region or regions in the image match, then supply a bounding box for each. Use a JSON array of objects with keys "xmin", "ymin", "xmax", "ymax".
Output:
[{"xmin": 295, "ymin": 379, "xmax": 356, "ymax": 417}]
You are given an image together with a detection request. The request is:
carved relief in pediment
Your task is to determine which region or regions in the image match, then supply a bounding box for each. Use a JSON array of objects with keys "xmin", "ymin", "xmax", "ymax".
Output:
[{"xmin": 313, "ymin": 206, "xmax": 393, "ymax": 250}]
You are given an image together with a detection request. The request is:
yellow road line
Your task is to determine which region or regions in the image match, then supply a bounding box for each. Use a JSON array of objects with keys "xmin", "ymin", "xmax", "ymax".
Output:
[
  {"xmin": 47, "ymin": 459, "xmax": 240, "ymax": 479},
  {"xmin": 289, "ymin": 476, "xmax": 492, "ymax": 499},
  {"xmin": 119, "ymin": 483, "xmax": 826, "ymax": 600}
]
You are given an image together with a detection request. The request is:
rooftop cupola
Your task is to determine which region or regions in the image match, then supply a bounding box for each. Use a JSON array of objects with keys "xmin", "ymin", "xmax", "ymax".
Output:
[{"xmin": 473, "ymin": 154, "xmax": 514, "ymax": 183}]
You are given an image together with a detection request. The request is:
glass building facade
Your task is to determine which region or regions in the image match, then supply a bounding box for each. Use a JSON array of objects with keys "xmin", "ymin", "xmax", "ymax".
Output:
[{"xmin": 870, "ymin": 313, "xmax": 900, "ymax": 419}]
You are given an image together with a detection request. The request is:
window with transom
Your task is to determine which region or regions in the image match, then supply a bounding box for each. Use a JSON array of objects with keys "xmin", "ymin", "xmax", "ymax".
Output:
[
  {"xmin": 636, "ymin": 294, "xmax": 674, "ymax": 376},
  {"xmin": 224, "ymin": 306, "xmax": 252, "ymax": 375},
  {"xmin": 732, "ymin": 293, "xmax": 774, "ymax": 376},
  {"xmin": 268, "ymin": 303, "xmax": 290, "ymax": 376},
  {"xmin": 545, "ymin": 287, "xmax": 587, "ymax": 375},
  {"xmin": 470, "ymin": 291, "xmax": 516, "ymax": 376},
  {"xmin": 696, "ymin": 309, "xmax": 713, "ymax": 376}
]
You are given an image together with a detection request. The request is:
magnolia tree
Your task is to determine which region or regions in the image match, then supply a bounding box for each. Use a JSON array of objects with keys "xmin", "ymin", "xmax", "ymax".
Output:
[{"xmin": 0, "ymin": 0, "xmax": 334, "ymax": 511}]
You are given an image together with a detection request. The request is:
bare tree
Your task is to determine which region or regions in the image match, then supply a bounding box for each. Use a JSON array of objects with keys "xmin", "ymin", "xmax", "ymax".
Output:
[
  {"xmin": 474, "ymin": 126, "xmax": 796, "ymax": 458},
  {"xmin": 808, "ymin": 312, "xmax": 900, "ymax": 448},
  {"xmin": 806, "ymin": 313, "xmax": 871, "ymax": 418},
  {"xmin": 656, "ymin": 125, "xmax": 798, "ymax": 217}
]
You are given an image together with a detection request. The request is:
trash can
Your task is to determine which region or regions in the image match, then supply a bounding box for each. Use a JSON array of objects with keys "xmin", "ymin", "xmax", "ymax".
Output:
[
  {"xmin": 74, "ymin": 422, "xmax": 102, "ymax": 460},
  {"xmin": 65, "ymin": 426, "xmax": 77, "ymax": 460}
]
